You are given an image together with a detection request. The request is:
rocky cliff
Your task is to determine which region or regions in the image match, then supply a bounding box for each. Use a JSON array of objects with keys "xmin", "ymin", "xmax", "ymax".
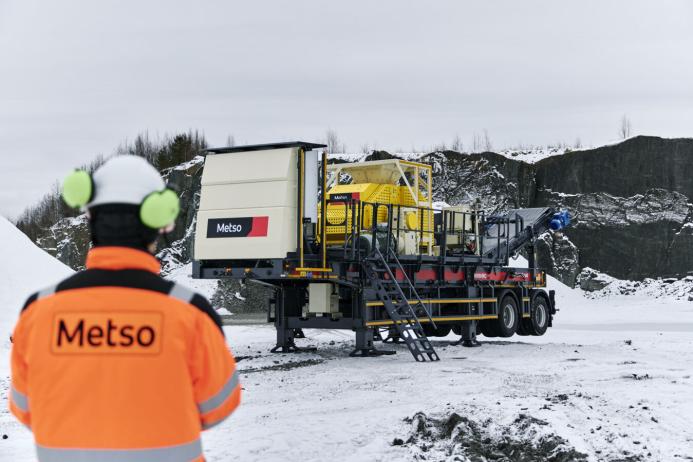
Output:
[
  {"xmin": 20, "ymin": 135, "xmax": 693, "ymax": 310},
  {"xmin": 533, "ymin": 136, "xmax": 693, "ymax": 280}
]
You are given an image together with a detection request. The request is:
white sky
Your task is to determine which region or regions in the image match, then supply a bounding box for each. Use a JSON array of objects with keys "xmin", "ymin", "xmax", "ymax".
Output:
[{"xmin": 1, "ymin": 0, "xmax": 692, "ymax": 219}]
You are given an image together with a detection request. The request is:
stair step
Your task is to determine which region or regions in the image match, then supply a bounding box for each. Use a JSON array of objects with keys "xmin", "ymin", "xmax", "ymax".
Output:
[{"xmin": 365, "ymin": 247, "xmax": 440, "ymax": 363}]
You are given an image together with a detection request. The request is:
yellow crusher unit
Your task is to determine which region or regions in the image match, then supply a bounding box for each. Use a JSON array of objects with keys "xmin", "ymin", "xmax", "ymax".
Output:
[{"xmin": 192, "ymin": 142, "xmax": 571, "ymax": 362}]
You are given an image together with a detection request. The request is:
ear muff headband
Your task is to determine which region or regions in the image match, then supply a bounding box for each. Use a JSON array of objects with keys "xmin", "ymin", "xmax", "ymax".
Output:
[
  {"xmin": 62, "ymin": 170, "xmax": 94, "ymax": 208},
  {"xmin": 62, "ymin": 169, "xmax": 179, "ymax": 230},
  {"xmin": 139, "ymin": 189, "xmax": 180, "ymax": 229}
]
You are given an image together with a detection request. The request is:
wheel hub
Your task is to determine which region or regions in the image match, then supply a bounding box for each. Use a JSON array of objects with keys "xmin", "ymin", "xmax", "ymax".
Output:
[
  {"xmin": 503, "ymin": 303, "xmax": 515, "ymax": 328},
  {"xmin": 535, "ymin": 303, "xmax": 546, "ymax": 327}
]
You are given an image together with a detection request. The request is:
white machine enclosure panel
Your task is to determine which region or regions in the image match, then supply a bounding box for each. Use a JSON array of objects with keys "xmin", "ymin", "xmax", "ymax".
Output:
[
  {"xmin": 200, "ymin": 181, "xmax": 296, "ymax": 210},
  {"xmin": 195, "ymin": 207, "xmax": 296, "ymax": 260},
  {"xmin": 194, "ymin": 147, "xmax": 299, "ymax": 260},
  {"xmin": 200, "ymin": 148, "xmax": 297, "ymax": 186}
]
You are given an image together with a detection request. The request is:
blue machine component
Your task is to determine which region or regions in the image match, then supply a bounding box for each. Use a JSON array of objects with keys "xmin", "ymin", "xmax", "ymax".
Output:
[{"xmin": 549, "ymin": 210, "xmax": 571, "ymax": 231}]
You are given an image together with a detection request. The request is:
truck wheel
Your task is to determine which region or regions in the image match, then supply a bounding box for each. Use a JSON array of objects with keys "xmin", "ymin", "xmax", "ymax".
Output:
[
  {"xmin": 523, "ymin": 295, "xmax": 549, "ymax": 336},
  {"xmin": 516, "ymin": 302, "xmax": 530, "ymax": 336},
  {"xmin": 479, "ymin": 319, "xmax": 498, "ymax": 337},
  {"xmin": 495, "ymin": 295, "xmax": 519, "ymax": 337},
  {"xmin": 516, "ymin": 318, "xmax": 529, "ymax": 336}
]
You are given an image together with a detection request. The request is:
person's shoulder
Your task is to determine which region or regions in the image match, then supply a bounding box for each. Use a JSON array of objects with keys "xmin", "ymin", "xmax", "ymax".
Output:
[
  {"xmin": 166, "ymin": 282, "xmax": 223, "ymax": 333},
  {"xmin": 20, "ymin": 272, "xmax": 76, "ymax": 313},
  {"xmin": 56, "ymin": 268, "xmax": 174, "ymax": 295}
]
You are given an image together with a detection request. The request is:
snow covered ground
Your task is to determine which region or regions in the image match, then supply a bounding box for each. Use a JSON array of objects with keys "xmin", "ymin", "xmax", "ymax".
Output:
[
  {"xmin": 2, "ymin": 219, "xmax": 693, "ymax": 461},
  {"xmin": 0, "ymin": 217, "xmax": 72, "ymax": 370}
]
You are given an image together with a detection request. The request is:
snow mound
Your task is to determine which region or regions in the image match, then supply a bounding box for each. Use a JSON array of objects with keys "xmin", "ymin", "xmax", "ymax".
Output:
[
  {"xmin": 578, "ymin": 267, "xmax": 693, "ymax": 301},
  {"xmin": 496, "ymin": 145, "xmax": 572, "ymax": 164},
  {"xmin": 0, "ymin": 216, "xmax": 72, "ymax": 345},
  {"xmin": 402, "ymin": 411, "xmax": 589, "ymax": 461},
  {"xmin": 165, "ymin": 262, "xmax": 217, "ymax": 300}
]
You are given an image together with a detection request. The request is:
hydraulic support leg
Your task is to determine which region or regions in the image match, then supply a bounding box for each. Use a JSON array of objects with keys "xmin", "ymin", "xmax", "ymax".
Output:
[
  {"xmin": 350, "ymin": 328, "xmax": 395, "ymax": 357},
  {"xmin": 271, "ymin": 288, "xmax": 316, "ymax": 353},
  {"xmin": 452, "ymin": 320, "xmax": 481, "ymax": 347}
]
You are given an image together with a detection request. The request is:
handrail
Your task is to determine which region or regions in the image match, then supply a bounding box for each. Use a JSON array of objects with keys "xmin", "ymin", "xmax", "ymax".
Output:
[
  {"xmin": 371, "ymin": 245, "xmax": 437, "ymax": 329},
  {"xmin": 386, "ymin": 248, "xmax": 437, "ymax": 328},
  {"xmin": 326, "ymin": 199, "xmax": 517, "ymax": 265}
]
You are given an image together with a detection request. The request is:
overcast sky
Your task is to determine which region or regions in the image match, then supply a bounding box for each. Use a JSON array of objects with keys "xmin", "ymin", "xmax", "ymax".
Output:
[{"xmin": 1, "ymin": 0, "xmax": 692, "ymax": 218}]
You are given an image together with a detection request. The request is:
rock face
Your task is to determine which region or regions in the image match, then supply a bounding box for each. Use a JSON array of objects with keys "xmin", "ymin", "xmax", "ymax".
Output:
[
  {"xmin": 427, "ymin": 151, "xmax": 536, "ymax": 213},
  {"xmin": 156, "ymin": 158, "xmax": 205, "ymax": 274},
  {"xmin": 36, "ymin": 215, "xmax": 92, "ymax": 271},
  {"xmin": 423, "ymin": 136, "xmax": 693, "ymax": 282},
  {"xmin": 22, "ymin": 136, "xmax": 693, "ymax": 306},
  {"xmin": 534, "ymin": 137, "xmax": 693, "ymax": 199},
  {"xmin": 534, "ymin": 232, "xmax": 580, "ymax": 286},
  {"xmin": 532, "ymin": 137, "xmax": 693, "ymax": 280}
]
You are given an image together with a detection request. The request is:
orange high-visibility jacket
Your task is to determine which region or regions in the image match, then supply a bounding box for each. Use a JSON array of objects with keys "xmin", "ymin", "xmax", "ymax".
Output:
[{"xmin": 9, "ymin": 246, "xmax": 241, "ymax": 461}]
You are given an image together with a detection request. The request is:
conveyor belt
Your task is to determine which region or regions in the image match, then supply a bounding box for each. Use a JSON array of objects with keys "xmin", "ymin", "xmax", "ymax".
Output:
[{"xmin": 481, "ymin": 207, "xmax": 556, "ymax": 261}]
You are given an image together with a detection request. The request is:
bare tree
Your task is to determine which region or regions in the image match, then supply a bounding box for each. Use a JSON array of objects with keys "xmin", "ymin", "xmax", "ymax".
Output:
[
  {"xmin": 471, "ymin": 132, "xmax": 482, "ymax": 153},
  {"xmin": 574, "ymin": 137, "xmax": 582, "ymax": 149},
  {"xmin": 483, "ymin": 129, "xmax": 493, "ymax": 152},
  {"xmin": 619, "ymin": 115, "xmax": 632, "ymax": 139},
  {"xmin": 360, "ymin": 143, "xmax": 371, "ymax": 155},
  {"xmin": 325, "ymin": 129, "xmax": 346, "ymax": 153},
  {"xmin": 451, "ymin": 134, "xmax": 463, "ymax": 152},
  {"xmin": 226, "ymin": 135, "xmax": 236, "ymax": 147}
]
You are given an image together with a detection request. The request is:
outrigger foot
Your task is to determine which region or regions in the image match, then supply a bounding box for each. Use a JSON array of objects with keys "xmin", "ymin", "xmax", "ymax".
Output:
[
  {"xmin": 270, "ymin": 341, "xmax": 318, "ymax": 354},
  {"xmin": 451, "ymin": 338, "xmax": 482, "ymax": 347},
  {"xmin": 349, "ymin": 348, "xmax": 396, "ymax": 357}
]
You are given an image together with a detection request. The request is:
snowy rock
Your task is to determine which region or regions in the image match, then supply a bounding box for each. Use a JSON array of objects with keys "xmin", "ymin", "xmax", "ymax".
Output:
[
  {"xmin": 535, "ymin": 232, "xmax": 581, "ymax": 287},
  {"xmin": 577, "ymin": 268, "xmax": 613, "ymax": 292},
  {"xmin": 36, "ymin": 214, "xmax": 91, "ymax": 270}
]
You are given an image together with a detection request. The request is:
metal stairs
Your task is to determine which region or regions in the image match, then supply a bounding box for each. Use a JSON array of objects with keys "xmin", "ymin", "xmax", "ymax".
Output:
[{"xmin": 363, "ymin": 246, "xmax": 440, "ymax": 362}]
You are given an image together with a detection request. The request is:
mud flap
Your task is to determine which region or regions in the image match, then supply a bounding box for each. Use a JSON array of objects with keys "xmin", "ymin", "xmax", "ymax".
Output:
[{"xmin": 548, "ymin": 289, "xmax": 556, "ymax": 327}]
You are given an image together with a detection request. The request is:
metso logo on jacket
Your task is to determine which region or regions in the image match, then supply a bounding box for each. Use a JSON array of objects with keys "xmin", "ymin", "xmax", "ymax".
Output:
[{"xmin": 9, "ymin": 247, "xmax": 241, "ymax": 461}]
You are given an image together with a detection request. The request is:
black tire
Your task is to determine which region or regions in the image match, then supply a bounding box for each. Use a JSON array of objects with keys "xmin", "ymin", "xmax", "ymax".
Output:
[
  {"xmin": 516, "ymin": 308, "xmax": 530, "ymax": 336},
  {"xmin": 523, "ymin": 295, "xmax": 550, "ymax": 336},
  {"xmin": 479, "ymin": 319, "xmax": 498, "ymax": 338},
  {"xmin": 494, "ymin": 294, "xmax": 519, "ymax": 338}
]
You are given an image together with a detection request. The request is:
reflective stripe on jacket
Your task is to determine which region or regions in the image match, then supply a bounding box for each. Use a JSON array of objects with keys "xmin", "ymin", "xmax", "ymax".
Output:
[{"xmin": 9, "ymin": 246, "xmax": 241, "ymax": 461}]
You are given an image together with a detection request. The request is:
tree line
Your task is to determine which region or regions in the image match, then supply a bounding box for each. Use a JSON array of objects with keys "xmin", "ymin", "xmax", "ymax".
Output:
[{"xmin": 16, "ymin": 131, "xmax": 207, "ymax": 242}]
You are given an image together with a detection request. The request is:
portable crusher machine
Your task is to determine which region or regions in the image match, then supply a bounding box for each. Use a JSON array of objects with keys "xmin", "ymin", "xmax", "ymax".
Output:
[{"xmin": 193, "ymin": 142, "xmax": 570, "ymax": 362}]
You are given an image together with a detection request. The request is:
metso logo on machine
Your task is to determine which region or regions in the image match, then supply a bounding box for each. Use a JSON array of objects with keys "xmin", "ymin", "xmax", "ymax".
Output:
[{"xmin": 207, "ymin": 216, "xmax": 269, "ymax": 238}]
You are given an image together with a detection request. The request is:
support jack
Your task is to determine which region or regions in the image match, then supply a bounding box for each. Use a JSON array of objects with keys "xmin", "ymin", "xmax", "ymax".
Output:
[
  {"xmin": 349, "ymin": 348, "xmax": 396, "ymax": 357},
  {"xmin": 451, "ymin": 321, "xmax": 481, "ymax": 347},
  {"xmin": 271, "ymin": 340, "xmax": 318, "ymax": 354}
]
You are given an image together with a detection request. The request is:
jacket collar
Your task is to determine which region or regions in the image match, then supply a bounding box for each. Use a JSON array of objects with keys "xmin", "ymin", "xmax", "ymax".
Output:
[{"xmin": 86, "ymin": 246, "xmax": 161, "ymax": 274}]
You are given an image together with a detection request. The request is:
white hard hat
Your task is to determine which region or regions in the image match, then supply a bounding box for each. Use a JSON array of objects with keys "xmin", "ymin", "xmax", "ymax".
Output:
[{"xmin": 89, "ymin": 155, "xmax": 165, "ymax": 207}]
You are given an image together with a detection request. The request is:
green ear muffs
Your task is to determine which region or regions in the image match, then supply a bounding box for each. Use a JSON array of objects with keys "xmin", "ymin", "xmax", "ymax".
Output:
[
  {"xmin": 139, "ymin": 189, "xmax": 180, "ymax": 229},
  {"xmin": 62, "ymin": 170, "xmax": 94, "ymax": 208},
  {"xmin": 62, "ymin": 168, "xmax": 179, "ymax": 229}
]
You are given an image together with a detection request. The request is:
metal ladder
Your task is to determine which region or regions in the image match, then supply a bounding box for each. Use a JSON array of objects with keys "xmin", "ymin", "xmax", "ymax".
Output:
[{"xmin": 363, "ymin": 246, "xmax": 440, "ymax": 362}]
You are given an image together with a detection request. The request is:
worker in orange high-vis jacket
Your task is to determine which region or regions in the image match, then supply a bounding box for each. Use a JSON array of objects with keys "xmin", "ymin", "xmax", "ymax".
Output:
[{"xmin": 9, "ymin": 155, "xmax": 241, "ymax": 461}]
